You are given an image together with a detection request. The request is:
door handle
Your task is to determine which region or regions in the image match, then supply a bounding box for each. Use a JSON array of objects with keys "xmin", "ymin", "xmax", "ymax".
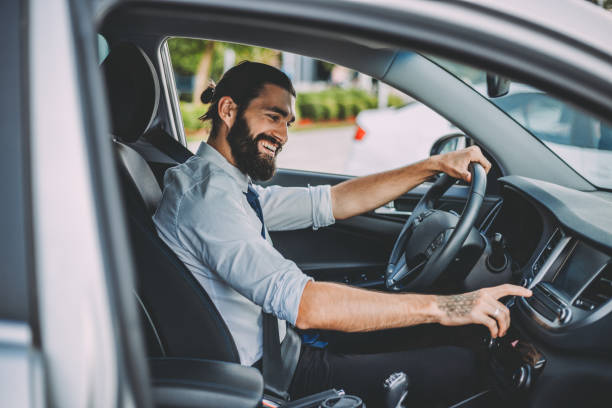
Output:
[{"xmin": 374, "ymin": 201, "xmax": 412, "ymax": 216}]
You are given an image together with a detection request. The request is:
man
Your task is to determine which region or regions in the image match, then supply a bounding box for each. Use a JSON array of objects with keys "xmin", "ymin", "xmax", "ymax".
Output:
[{"xmin": 153, "ymin": 61, "xmax": 531, "ymax": 406}]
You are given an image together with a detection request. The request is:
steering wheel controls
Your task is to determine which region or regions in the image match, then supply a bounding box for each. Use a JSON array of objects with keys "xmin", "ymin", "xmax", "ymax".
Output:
[{"xmin": 425, "ymin": 231, "xmax": 448, "ymax": 258}]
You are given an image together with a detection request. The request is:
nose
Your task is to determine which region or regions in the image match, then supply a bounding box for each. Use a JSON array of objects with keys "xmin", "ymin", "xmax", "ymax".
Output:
[{"xmin": 272, "ymin": 124, "xmax": 288, "ymax": 146}]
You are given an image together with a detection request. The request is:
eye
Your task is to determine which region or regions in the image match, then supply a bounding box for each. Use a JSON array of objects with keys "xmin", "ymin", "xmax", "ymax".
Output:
[{"xmin": 267, "ymin": 114, "xmax": 280, "ymax": 122}]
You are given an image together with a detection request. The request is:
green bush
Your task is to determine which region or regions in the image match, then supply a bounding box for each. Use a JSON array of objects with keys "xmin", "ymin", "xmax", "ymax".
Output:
[
  {"xmin": 179, "ymin": 88, "xmax": 405, "ymax": 127},
  {"xmin": 296, "ymin": 87, "xmax": 379, "ymax": 122}
]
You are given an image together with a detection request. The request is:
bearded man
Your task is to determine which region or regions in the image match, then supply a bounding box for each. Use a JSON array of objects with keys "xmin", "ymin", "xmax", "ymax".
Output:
[{"xmin": 153, "ymin": 61, "xmax": 531, "ymax": 407}]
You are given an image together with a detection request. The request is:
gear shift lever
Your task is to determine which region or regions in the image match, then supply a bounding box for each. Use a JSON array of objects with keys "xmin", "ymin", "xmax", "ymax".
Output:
[
  {"xmin": 487, "ymin": 233, "xmax": 508, "ymax": 272},
  {"xmin": 383, "ymin": 372, "xmax": 409, "ymax": 408}
]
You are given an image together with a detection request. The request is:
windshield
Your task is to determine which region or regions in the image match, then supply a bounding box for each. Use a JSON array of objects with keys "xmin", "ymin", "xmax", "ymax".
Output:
[{"xmin": 428, "ymin": 56, "xmax": 612, "ymax": 190}]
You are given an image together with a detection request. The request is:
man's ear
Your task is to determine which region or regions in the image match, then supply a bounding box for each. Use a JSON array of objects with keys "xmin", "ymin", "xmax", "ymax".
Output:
[{"xmin": 218, "ymin": 96, "xmax": 237, "ymax": 130}]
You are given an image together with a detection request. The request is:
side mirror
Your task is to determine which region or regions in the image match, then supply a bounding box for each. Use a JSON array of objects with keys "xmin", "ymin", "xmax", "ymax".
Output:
[
  {"xmin": 430, "ymin": 133, "xmax": 468, "ymax": 156},
  {"xmin": 486, "ymin": 73, "xmax": 511, "ymax": 98}
]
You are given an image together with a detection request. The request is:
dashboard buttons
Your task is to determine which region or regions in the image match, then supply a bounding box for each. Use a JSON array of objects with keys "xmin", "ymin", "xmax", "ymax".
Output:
[
  {"xmin": 527, "ymin": 284, "xmax": 572, "ymax": 324},
  {"xmin": 574, "ymin": 298, "xmax": 596, "ymax": 311},
  {"xmin": 527, "ymin": 296, "xmax": 557, "ymax": 321}
]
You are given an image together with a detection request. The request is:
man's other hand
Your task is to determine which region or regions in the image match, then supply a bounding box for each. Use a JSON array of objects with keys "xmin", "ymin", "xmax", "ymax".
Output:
[
  {"xmin": 432, "ymin": 145, "xmax": 492, "ymax": 182},
  {"xmin": 434, "ymin": 284, "xmax": 532, "ymax": 338}
]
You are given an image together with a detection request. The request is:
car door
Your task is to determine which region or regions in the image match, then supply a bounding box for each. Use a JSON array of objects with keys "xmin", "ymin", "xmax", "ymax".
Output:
[
  {"xmin": 8, "ymin": 0, "xmax": 154, "ymax": 406},
  {"xmin": 0, "ymin": 1, "xmax": 45, "ymax": 406}
]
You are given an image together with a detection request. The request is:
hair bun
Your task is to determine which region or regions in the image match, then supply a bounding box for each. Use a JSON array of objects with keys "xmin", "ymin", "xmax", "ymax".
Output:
[{"xmin": 200, "ymin": 82, "xmax": 216, "ymax": 104}]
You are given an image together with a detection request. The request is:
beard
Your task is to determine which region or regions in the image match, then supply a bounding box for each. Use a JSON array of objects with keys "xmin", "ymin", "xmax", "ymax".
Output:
[{"xmin": 226, "ymin": 115, "xmax": 282, "ymax": 181}]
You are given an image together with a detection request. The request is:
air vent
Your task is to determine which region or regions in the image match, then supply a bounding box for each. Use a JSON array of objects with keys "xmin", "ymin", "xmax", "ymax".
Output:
[
  {"xmin": 532, "ymin": 229, "xmax": 564, "ymax": 274},
  {"xmin": 575, "ymin": 263, "xmax": 612, "ymax": 311}
]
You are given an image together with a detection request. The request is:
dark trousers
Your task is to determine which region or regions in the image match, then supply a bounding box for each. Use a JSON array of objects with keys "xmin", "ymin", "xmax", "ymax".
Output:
[{"xmin": 287, "ymin": 324, "xmax": 487, "ymax": 408}]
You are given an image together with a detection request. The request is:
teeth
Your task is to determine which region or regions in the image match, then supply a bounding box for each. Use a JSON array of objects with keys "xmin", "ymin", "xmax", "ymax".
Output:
[{"xmin": 262, "ymin": 142, "xmax": 276, "ymax": 152}]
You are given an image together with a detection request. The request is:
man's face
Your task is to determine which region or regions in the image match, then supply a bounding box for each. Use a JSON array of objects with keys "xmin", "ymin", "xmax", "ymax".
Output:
[{"xmin": 227, "ymin": 83, "xmax": 295, "ymax": 181}]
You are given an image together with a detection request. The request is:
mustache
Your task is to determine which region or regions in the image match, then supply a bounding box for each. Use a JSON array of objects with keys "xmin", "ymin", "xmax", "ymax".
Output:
[{"xmin": 254, "ymin": 134, "xmax": 283, "ymax": 155}]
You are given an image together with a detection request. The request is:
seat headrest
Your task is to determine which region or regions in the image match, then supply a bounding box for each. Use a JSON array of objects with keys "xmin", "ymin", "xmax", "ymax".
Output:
[{"xmin": 102, "ymin": 42, "xmax": 160, "ymax": 143}]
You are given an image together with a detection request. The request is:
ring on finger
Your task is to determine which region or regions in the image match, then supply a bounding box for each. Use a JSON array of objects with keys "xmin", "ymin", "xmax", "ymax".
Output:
[{"xmin": 493, "ymin": 307, "xmax": 500, "ymax": 317}]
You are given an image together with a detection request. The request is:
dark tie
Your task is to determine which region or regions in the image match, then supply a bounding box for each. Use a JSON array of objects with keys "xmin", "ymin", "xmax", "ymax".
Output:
[
  {"xmin": 245, "ymin": 184, "xmax": 287, "ymax": 399},
  {"xmin": 245, "ymin": 184, "xmax": 266, "ymax": 239}
]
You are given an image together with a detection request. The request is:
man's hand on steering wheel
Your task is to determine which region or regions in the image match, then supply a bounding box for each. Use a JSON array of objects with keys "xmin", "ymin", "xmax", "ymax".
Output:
[
  {"xmin": 432, "ymin": 145, "xmax": 492, "ymax": 182},
  {"xmin": 434, "ymin": 284, "xmax": 532, "ymax": 338}
]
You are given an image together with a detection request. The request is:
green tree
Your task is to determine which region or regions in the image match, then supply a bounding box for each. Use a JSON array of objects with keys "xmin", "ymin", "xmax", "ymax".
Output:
[
  {"xmin": 167, "ymin": 38, "xmax": 281, "ymax": 104},
  {"xmin": 168, "ymin": 38, "xmax": 214, "ymax": 103}
]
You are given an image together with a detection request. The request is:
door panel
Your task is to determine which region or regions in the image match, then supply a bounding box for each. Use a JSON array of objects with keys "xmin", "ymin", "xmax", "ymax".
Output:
[
  {"xmin": 270, "ymin": 216, "xmax": 402, "ymax": 287},
  {"xmin": 262, "ymin": 169, "xmax": 500, "ymax": 287}
]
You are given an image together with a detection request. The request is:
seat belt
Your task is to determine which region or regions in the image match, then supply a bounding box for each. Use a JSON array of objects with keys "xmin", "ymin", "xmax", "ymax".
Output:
[
  {"xmin": 245, "ymin": 185, "xmax": 298, "ymax": 400},
  {"xmin": 263, "ymin": 313, "xmax": 291, "ymax": 400},
  {"xmin": 144, "ymin": 126, "xmax": 193, "ymax": 163}
]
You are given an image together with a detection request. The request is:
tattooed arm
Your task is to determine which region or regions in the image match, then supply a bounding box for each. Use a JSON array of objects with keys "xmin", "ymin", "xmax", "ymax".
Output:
[
  {"xmin": 296, "ymin": 282, "xmax": 531, "ymax": 337},
  {"xmin": 434, "ymin": 285, "xmax": 532, "ymax": 337}
]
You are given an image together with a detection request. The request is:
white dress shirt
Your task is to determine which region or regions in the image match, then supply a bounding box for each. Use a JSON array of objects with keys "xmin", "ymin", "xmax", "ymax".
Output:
[{"xmin": 153, "ymin": 142, "xmax": 335, "ymax": 365}]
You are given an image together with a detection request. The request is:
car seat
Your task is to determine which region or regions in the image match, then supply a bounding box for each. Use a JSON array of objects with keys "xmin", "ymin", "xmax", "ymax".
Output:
[
  {"xmin": 102, "ymin": 42, "xmax": 240, "ymax": 363},
  {"xmin": 101, "ymin": 41, "xmax": 193, "ymax": 186}
]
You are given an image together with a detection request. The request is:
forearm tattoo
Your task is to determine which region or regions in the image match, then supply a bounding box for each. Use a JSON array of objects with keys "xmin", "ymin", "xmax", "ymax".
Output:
[{"xmin": 436, "ymin": 293, "xmax": 478, "ymax": 317}]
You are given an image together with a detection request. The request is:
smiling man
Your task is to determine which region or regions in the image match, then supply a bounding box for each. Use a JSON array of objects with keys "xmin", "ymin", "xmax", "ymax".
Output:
[{"xmin": 153, "ymin": 61, "xmax": 531, "ymax": 407}]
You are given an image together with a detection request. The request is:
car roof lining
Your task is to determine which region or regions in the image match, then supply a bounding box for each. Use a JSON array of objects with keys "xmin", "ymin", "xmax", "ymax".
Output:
[{"xmin": 99, "ymin": 1, "xmax": 596, "ymax": 191}]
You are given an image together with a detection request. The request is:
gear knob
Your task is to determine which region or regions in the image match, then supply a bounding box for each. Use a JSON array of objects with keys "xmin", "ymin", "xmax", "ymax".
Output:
[
  {"xmin": 383, "ymin": 372, "xmax": 409, "ymax": 408},
  {"xmin": 487, "ymin": 232, "xmax": 508, "ymax": 272}
]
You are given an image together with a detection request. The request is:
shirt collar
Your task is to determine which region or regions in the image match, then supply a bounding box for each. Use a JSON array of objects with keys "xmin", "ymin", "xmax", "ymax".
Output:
[{"xmin": 196, "ymin": 142, "xmax": 251, "ymax": 193}]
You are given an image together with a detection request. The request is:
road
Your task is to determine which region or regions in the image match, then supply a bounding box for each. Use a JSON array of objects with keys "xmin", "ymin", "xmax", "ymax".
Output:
[{"xmin": 188, "ymin": 125, "xmax": 355, "ymax": 175}]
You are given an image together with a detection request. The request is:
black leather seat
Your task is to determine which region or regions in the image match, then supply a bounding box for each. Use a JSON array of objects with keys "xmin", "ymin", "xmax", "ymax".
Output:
[
  {"xmin": 102, "ymin": 42, "xmax": 193, "ymax": 186},
  {"xmin": 103, "ymin": 42, "xmax": 240, "ymax": 363}
]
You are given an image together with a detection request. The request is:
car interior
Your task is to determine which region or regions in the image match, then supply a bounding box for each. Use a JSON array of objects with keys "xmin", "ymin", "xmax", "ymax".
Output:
[{"xmin": 96, "ymin": 2, "xmax": 612, "ymax": 408}]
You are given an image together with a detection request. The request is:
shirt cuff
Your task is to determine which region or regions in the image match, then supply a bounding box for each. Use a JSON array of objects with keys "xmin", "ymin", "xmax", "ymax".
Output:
[
  {"xmin": 269, "ymin": 268, "xmax": 314, "ymax": 326},
  {"xmin": 309, "ymin": 184, "xmax": 335, "ymax": 230}
]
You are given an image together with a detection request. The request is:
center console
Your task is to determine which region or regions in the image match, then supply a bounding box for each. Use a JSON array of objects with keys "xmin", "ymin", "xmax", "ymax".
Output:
[
  {"xmin": 488, "ymin": 227, "xmax": 612, "ymax": 402},
  {"xmin": 520, "ymin": 230, "xmax": 612, "ymax": 330}
]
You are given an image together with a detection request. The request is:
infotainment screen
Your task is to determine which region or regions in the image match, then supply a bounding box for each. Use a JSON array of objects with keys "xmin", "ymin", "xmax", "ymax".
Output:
[{"xmin": 549, "ymin": 241, "xmax": 610, "ymax": 298}]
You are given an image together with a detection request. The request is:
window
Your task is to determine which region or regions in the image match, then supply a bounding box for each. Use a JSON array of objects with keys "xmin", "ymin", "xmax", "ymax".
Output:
[
  {"xmin": 429, "ymin": 55, "xmax": 612, "ymax": 189},
  {"xmin": 166, "ymin": 38, "xmax": 451, "ymax": 176}
]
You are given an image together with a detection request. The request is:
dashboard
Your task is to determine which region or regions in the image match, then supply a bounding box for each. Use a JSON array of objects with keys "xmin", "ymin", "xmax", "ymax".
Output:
[{"xmin": 481, "ymin": 176, "xmax": 612, "ymax": 406}]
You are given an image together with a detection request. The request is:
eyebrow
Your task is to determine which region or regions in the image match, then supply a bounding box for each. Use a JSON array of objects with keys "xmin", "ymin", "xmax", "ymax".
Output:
[{"xmin": 266, "ymin": 106, "xmax": 296, "ymax": 123}]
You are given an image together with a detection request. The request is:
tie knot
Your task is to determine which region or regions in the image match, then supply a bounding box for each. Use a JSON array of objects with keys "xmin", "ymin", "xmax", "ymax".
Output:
[{"xmin": 246, "ymin": 184, "xmax": 259, "ymax": 201}]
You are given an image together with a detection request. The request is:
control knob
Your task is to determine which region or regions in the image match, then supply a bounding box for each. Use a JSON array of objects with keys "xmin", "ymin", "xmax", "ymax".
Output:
[{"xmin": 512, "ymin": 364, "xmax": 532, "ymax": 390}]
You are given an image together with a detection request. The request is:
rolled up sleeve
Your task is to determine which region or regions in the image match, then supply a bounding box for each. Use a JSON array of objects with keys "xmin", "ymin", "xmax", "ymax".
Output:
[
  {"xmin": 255, "ymin": 184, "xmax": 335, "ymax": 231},
  {"xmin": 309, "ymin": 184, "xmax": 335, "ymax": 230}
]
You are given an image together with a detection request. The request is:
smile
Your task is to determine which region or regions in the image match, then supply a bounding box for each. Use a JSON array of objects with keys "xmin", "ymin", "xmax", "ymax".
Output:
[{"xmin": 258, "ymin": 140, "xmax": 278, "ymax": 157}]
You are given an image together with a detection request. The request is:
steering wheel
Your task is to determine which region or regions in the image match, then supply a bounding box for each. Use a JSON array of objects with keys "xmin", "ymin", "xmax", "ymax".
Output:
[{"xmin": 385, "ymin": 163, "xmax": 487, "ymax": 291}]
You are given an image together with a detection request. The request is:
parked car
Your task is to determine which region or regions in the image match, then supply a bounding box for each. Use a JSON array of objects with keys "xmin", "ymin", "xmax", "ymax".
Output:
[{"xmin": 3, "ymin": 0, "xmax": 612, "ymax": 407}]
